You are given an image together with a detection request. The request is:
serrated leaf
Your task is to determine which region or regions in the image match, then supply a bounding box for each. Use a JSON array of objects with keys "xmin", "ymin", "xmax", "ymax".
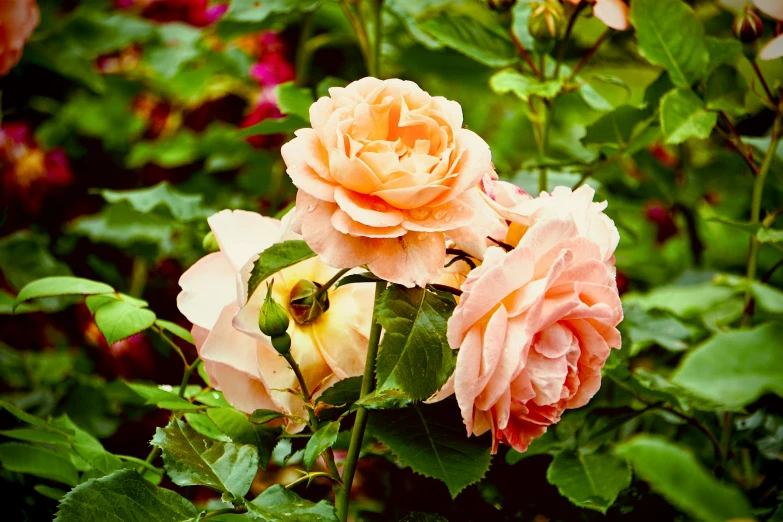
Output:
[
  {"xmin": 207, "ymin": 407, "xmax": 279, "ymax": 471},
  {"xmin": 249, "ymin": 409, "xmax": 287, "ymax": 424},
  {"xmin": 368, "ymin": 401, "xmax": 491, "ymax": 498},
  {"xmin": 316, "ymin": 376, "xmax": 362, "ymax": 406},
  {"xmin": 245, "ymin": 240, "xmax": 316, "ymax": 299},
  {"xmin": 418, "ymin": 11, "xmax": 516, "ymax": 68},
  {"xmin": 185, "ymin": 413, "xmax": 232, "ymax": 442},
  {"xmin": 615, "ymin": 436, "xmax": 752, "ymax": 522},
  {"xmin": 126, "ymin": 382, "xmax": 203, "ymax": 410},
  {"xmin": 354, "ymin": 388, "xmax": 413, "ymax": 410},
  {"xmin": 490, "ymin": 69, "xmax": 563, "ymax": 102},
  {"xmin": 94, "ymin": 300, "xmax": 156, "ymax": 345},
  {"xmin": 100, "ymin": 182, "xmax": 212, "ymax": 222},
  {"xmin": 54, "ymin": 469, "xmax": 199, "ymax": 522},
  {"xmin": 51, "ymin": 415, "xmax": 123, "ymax": 476},
  {"xmin": 275, "ymin": 82, "xmax": 314, "ymax": 121},
  {"xmin": 629, "ymin": 0, "xmax": 709, "ymax": 88},
  {"xmin": 304, "ymin": 421, "xmax": 340, "ymax": 471},
  {"xmin": 244, "ymin": 484, "xmax": 338, "ymax": 522},
  {"xmin": 758, "ymin": 228, "xmax": 783, "ymax": 244},
  {"xmin": 14, "ymin": 276, "xmax": 113, "ymax": 309},
  {"xmin": 375, "ymin": 285, "xmax": 457, "ymax": 400},
  {"xmin": 153, "ymin": 418, "xmax": 258, "ymax": 497},
  {"xmin": 671, "ymin": 322, "xmax": 783, "ymax": 409},
  {"xmin": 660, "ymin": 88, "xmax": 717, "ymax": 144},
  {"xmin": 0, "ymin": 442, "xmax": 79, "ymax": 486},
  {"xmin": 547, "ymin": 450, "xmax": 631, "ymax": 514},
  {"xmin": 155, "ymin": 319, "xmax": 195, "ymax": 344}
]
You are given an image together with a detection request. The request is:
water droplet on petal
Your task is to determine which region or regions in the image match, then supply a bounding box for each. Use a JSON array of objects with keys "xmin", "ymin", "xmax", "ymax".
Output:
[
  {"xmin": 445, "ymin": 215, "xmax": 453, "ymax": 222},
  {"xmin": 434, "ymin": 210, "xmax": 447, "ymax": 220},
  {"xmin": 307, "ymin": 204, "xmax": 317, "ymax": 213},
  {"xmin": 416, "ymin": 232, "xmax": 428, "ymax": 241},
  {"xmin": 409, "ymin": 208, "xmax": 432, "ymax": 220}
]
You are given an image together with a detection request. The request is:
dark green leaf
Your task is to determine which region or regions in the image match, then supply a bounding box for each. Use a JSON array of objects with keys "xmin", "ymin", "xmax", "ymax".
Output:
[
  {"xmin": 14, "ymin": 277, "xmax": 113, "ymax": 310},
  {"xmin": 706, "ymin": 37, "xmax": 742, "ymax": 73},
  {"xmin": 333, "ymin": 272, "xmax": 383, "ymax": 290},
  {"xmin": 244, "ymin": 484, "xmax": 338, "ymax": 522},
  {"xmin": 236, "ymin": 117, "xmax": 308, "ymax": 138},
  {"xmin": 184, "ymin": 413, "xmax": 232, "ymax": 442},
  {"xmin": 705, "ymin": 65, "xmax": 747, "ymax": 116},
  {"xmin": 547, "ymin": 450, "xmax": 631, "ymax": 514},
  {"xmin": 316, "ymin": 376, "xmax": 362, "ymax": 406},
  {"xmin": 100, "ymin": 182, "xmax": 213, "ymax": 222},
  {"xmin": 51, "ymin": 415, "xmax": 123, "ymax": 476},
  {"xmin": 304, "ymin": 421, "xmax": 340, "ymax": 471},
  {"xmin": 368, "ymin": 401, "xmax": 491, "ymax": 498},
  {"xmin": 660, "ymin": 88, "xmax": 717, "ymax": 144},
  {"xmin": 35, "ymin": 484, "xmax": 67, "ymax": 500},
  {"xmin": 354, "ymin": 388, "xmax": 413, "ymax": 410},
  {"xmin": 582, "ymin": 106, "xmax": 648, "ymax": 148},
  {"xmin": 152, "ymin": 418, "xmax": 258, "ymax": 497},
  {"xmin": 207, "ymin": 408, "xmax": 279, "ymax": 471},
  {"xmin": 418, "ymin": 11, "xmax": 516, "ymax": 68},
  {"xmin": 125, "ymin": 382, "xmax": 203, "ymax": 410},
  {"xmin": 671, "ymin": 322, "xmax": 783, "ymax": 409},
  {"xmin": 0, "ymin": 428, "xmax": 70, "ymax": 445},
  {"xmin": 629, "ymin": 0, "xmax": 709, "ymax": 87},
  {"xmin": 249, "ymin": 409, "xmax": 287, "ymax": 425},
  {"xmin": 85, "ymin": 293, "xmax": 148, "ymax": 314},
  {"xmin": 275, "ymin": 82, "xmax": 314, "ymax": 121},
  {"xmin": 622, "ymin": 305, "xmax": 692, "ymax": 355},
  {"xmin": 245, "ymin": 240, "xmax": 316, "ymax": 299},
  {"xmin": 615, "ymin": 436, "xmax": 752, "ymax": 522},
  {"xmin": 94, "ymin": 300, "xmax": 156, "ymax": 345},
  {"xmin": 54, "ymin": 469, "xmax": 199, "ymax": 522},
  {"xmin": 155, "ymin": 319, "xmax": 195, "ymax": 344},
  {"xmin": 0, "ymin": 442, "xmax": 79, "ymax": 486},
  {"xmin": 375, "ymin": 285, "xmax": 457, "ymax": 400}
]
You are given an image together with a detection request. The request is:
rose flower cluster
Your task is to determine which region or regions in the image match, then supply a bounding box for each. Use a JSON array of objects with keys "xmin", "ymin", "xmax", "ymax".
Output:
[{"xmin": 178, "ymin": 77, "xmax": 623, "ymax": 453}]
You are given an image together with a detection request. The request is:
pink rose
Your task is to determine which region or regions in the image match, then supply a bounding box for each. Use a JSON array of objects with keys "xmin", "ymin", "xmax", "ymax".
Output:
[
  {"xmin": 434, "ymin": 186, "xmax": 622, "ymax": 453},
  {"xmin": 565, "ymin": 0, "xmax": 629, "ymax": 31},
  {"xmin": 754, "ymin": 0, "xmax": 783, "ymax": 60},
  {"xmin": 282, "ymin": 77, "xmax": 494, "ymax": 288},
  {"xmin": 178, "ymin": 209, "xmax": 373, "ymax": 430},
  {"xmin": 0, "ymin": 0, "xmax": 39, "ymax": 76}
]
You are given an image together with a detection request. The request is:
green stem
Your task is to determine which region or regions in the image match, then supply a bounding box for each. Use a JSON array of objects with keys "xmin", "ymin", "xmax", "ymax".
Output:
[
  {"xmin": 313, "ymin": 268, "xmax": 351, "ymax": 303},
  {"xmin": 335, "ymin": 281, "xmax": 385, "ymax": 522},
  {"xmin": 554, "ymin": 2, "xmax": 586, "ymax": 79},
  {"xmin": 283, "ymin": 352, "xmax": 311, "ymax": 401},
  {"xmin": 179, "ymin": 357, "xmax": 201, "ymax": 399},
  {"xmin": 117, "ymin": 454, "xmax": 163, "ymax": 475},
  {"xmin": 201, "ymin": 506, "xmax": 248, "ymax": 520},
  {"xmin": 340, "ymin": 1, "xmax": 371, "ymax": 72},
  {"xmin": 154, "ymin": 326, "xmax": 188, "ymax": 367},
  {"xmin": 368, "ymin": 0, "xmax": 384, "ymax": 78},
  {"xmin": 128, "ymin": 258, "xmax": 148, "ymax": 298},
  {"xmin": 567, "ymin": 29, "xmax": 608, "ymax": 81},
  {"xmin": 139, "ymin": 446, "xmax": 161, "ymax": 474},
  {"xmin": 294, "ymin": 12, "xmax": 315, "ymax": 87}
]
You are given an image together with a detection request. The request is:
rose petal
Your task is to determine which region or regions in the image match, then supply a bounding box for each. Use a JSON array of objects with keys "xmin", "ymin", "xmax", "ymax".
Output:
[
  {"xmin": 178, "ymin": 252, "xmax": 238, "ymax": 329},
  {"xmin": 333, "ymin": 186, "xmax": 405, "ymax": 227},
  {"xmin": 208, "ymin": 209, "xmax": 281, "ymax": 272},
  {"xmin": 367, "ymin": 231, "xmax": 447, "ymax": 287},
  {"xmin": 594, "ymin": 0, "xmax": 629, "ymax": 30}
]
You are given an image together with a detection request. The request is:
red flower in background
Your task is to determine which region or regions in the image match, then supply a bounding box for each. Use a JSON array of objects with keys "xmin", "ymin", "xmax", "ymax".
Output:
[
  {"xmin": 115, "ymin": 0, "xmax": 227, "ymax": 27},
  {"xmin": 0, "ymin": 123, "xmax": 74, "ymax": 214},
  {"xmin": 644, "ymin": 200, "xmax": 679, "ymax": 244},
  {"xmin": 0, "ymin": 0, "xmax": 39, "ymax": 76}
]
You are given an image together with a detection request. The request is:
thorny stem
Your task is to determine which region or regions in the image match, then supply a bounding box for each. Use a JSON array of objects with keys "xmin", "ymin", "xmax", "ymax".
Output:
[
  {"xmin": 286, "ymin": 472, "xmax": 335, "ymax": 490},
  {"xmin": 335, "ymin": 281, "xmax": 386, "ymax": 522}
]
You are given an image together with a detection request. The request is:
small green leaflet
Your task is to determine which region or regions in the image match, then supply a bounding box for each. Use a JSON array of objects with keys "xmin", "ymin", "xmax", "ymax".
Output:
[
  {"xmin": 303, "ymin": 421, "xmax": 340, "ymax": 471},
  {"xmin": 546, "ymin": 450, "xmax": 631, "ymax": 513},
  {"xmin": 660, "ymin": 88, "xmax": 717, "ymax": 144},
  {"xmin": 244, "ymin": 485, "xmax": 338, "ymax": 522},
  {"xmin": 245, "ymin": 240, "xmax": 316, "ymax": 299},
  {"xmin": 14, "ymin": 276, "xmax": 113, "ymax": 310}
]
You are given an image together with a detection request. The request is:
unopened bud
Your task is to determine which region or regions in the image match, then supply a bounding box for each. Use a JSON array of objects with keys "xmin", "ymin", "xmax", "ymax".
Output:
[
  {"xmin": 271, "ymin": 333, "xmax": 291, "ymax": 355},
  {"xmin": 288, "ymin": 280, "xmax": 330, "ymax": 325},
  {"xmin": 202, "ymin": 231, "xmax": 219, "ymax": 253},
  {"xmin": 733, "ymin": 7, "xmax": 764, "ymax": 43},
  {"xmin": 258, "ymin": 281, "xmax": 290, "ymax": 337},
  {"xmin": 528, "ymin": 0, "xmax": 565, "ymax": 42}
]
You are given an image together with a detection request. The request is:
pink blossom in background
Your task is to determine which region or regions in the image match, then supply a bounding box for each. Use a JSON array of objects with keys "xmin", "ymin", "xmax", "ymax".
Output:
[
  {"xmin": 0, "ymin": 0, "xmax": 39, "ymax": 76},
  {"xmin": 565, "ymin": 0, "xmax": 629, "ymax": 31},
  {"xmin": 115, "ymin": 0, "xmax": 227, "ymax": 27},
  {"xmin": 754, "ymin": 0, "xmax": 783, "ymax": 60},
  {"xmin": 0, "ymin": 122, "xmax": 74, "ymax": 214}
]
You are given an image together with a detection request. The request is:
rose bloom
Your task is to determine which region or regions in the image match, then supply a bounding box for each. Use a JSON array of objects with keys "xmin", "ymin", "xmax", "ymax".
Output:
[
  {"xmin": 282, "ymin": 77, "xmax": 494, "ymax": 288},
  {"xmin": 178, "ymin": 209, "xmax": 372, "ymax": 429},
  {"xmin": 565, "ymin": 0, "xmax": 629, "ymax": 31},
  {"xmin": 754, "ymin": 0, "xmax": 783, "ymax": 60},
  {"xmin": 0, "ymin": 0, "xmax": 39, "ymax": 76},
  {"xmin": 433, "ymin": 184, "xmax": 622, "ymax": 453}
]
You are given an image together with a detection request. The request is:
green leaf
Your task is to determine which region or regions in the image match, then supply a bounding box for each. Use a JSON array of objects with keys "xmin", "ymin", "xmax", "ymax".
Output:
[
  {"xmin": 622, "ymin": 282, "xmax": 739, "ymax": 318},
  {"xmin": 14, "ymin": 277, "xmax": 113, "ymax": 309},
  {"xmin": 0, "ymin": 442, "xmax": 79, "ymax": 486},
  {"xmin": 275, "ymin": 82, "xmax": 314, "ymax": 121},
  {"xmin": 100, "ymin": 182, "xmax": 213, "ymax": 222},
  {"xmin": 152, "ymin": 418, "xmax": 258, "ymax": 497},
  {"xmin": 185, "ymin": 413, "xmax": 232, "ymax": 442},
  {"xmin": 368, "ymin": 401, "xmax": 491, "ymax": 498},
  {"xmin": 0, "ymin": 428, "xmax": 70, "ymax": 445},
  {"xmin": 85, "ymin": 293, "xmax": 148, "ymax": 314},
  {"xmin": 758, "ymin": 228, "xmax": 783, "ymax": 244},
  {"xmin": 244, "ymin": 484, "xmax": 338, "ymax": 522},
  {"xmin": 615, "ymin": 436, "xmax": 752, "ymax": 522},
  {"xmin": 417, "ymin": 11, "xmax": 516, "ymax": 68},
  {"xmin": 51, "ymin": 415, "xmax": 123, "ymax": 476},
  {"xmin": 671, "ymin": 322, "xmax": 783, "ymax": 409},
  {"xmin": 94, "ymin": 300, "xmax": 156, "ymax": 345},
  {"xmin": 236, "ymin": 117, "xmax": 308, "ymax": 138},
  {"xmin": 207, "ymin": 408, "xmax": 279, "ymax": 471},
  {"xmin": 751, "ymin": 282, "xmax": 783, "ymax": 314},
  {"xmin": 125, "ymin": 382, "xmax": 203, "ymax": 410},
  {"xmin": 304, "ymin": 421, "xmax": 340, "ymax": 471},
  {"xmin": 660, "ymin": 88, "xmax": 717, "ymax": 144},
  {"xmin": 353, "ymin": 388, "xmax": 413, "ymax": 410},
  {"xmin": 249, "ymin": 409, "xmax": 287, "ymax": 424},
  {"xmin": 35, "ymin": 484, "xmax": 67, "ymax": 500},
  {"xmin": 316, "ymin": 376, "xmax": 362, "ymax": 406},
  {"xmin": 706, "ymin": 37, "xmax": 742, "ymax": 73},
  {"xmin": 155, "ymin": 319, "xmax": 195, "ymax": 344},
  {"xmin": 705, "ymin": 65, "xmax": 747, "ymax": 116},
  {"xmin": 245, "ymin": 240, "xmax": 316, "ymax": 299},
  {"xmin": 333, "ymin": 272, "xmax": 383, "ymax": 290},
  {"xmin": 622, "ymin": 305, "xmax": 692, "ymax": 354},
  {"xmin": 629, "ymin": 0, "xmax": 709, "ymax": 88},
  {"xmin": 375, "ymin": 286, "xmax": 457, "ymax": 400},
  {"xmin": 582, "ymin": 105, "xmax": 648, "ymax": 148},
  {"xmin": 511, "ymin": 0, "xmax": 536, "ymax": 50},
  {"xmin": 489, "ymin": 69, "xmax": 563, "ymax": 102},
  {"xmin": 546, "ymin": 450, "xmax": 631, "ymax": 514},
  {"xmin": 221, "ymin": 0, "xmax": 319, "ymax": 23},
  {"xmin": 54, "ymin": 469, "xmax": 199, "ymax": 522}
]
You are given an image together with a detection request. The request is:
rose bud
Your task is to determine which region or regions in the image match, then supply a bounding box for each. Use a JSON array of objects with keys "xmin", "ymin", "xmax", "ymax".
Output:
[
  {"xmin": 288, "ymin": 280, "xmax": 329, "ymax": 325},
  {"xmin": 202, "ymin": 231, "xmax": 219, "ymax": 253},
  {"xmin": 528, "ymin": 0, "xmax": 566, "ymax": 42},
  {"xmin": 733, "ymin": 6, "xmax": 765, "ymax": 43},
  {"xmin": 258, "ymin": 281, "xmax": 290, "ymax": 338}
]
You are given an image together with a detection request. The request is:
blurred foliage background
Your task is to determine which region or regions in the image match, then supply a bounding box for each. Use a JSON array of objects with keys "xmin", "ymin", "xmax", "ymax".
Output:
[{"xmin": 2, "ymin": 0, "xmax": 783, "ymax": 520}]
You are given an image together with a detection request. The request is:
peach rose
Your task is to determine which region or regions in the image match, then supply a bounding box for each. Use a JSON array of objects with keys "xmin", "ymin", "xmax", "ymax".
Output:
[
  {"xmin": 566, "ymin": 0, "xmax": 629, "ymax": 31},
  {"xmin": 178, "ymin": 209, "xmax": 372, "ymax": 430},
  {"xmin": 754, "ymin": 0, "xmax": 783, "ymax": 60},
  {"xmin": 282, "ymin": 77, "xmax": 494, "ymax": 288},
  {"xmin": 434, "ymin": 186, "xmax": 622, "ymax": 453},
  {"xmin": 0, "ymin": 0, "xmax": 39, "ymax": 76}
]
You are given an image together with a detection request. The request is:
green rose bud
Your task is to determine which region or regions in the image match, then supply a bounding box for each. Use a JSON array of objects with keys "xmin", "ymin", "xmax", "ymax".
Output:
[
  {"xmin": 258, "ymin": 281, "xmax": 290, "ymax": 337},
  {"xmin": 271, "ymin": 333, "xmax": 291, "ymax": 355},
  {"xmin": 528, "ymin": 0, "xmax": 565, "ymax": 42},
  {"xmin": 288, "ymin": 279, "xmax": 330, "ymax": 325},
  {"xmin": 733, "ymin": 7, "xmax": 764, "ymax": 43},
  {"xmin": 202, "ymin": 231, "xmax": 219, "ymax": 253}
]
